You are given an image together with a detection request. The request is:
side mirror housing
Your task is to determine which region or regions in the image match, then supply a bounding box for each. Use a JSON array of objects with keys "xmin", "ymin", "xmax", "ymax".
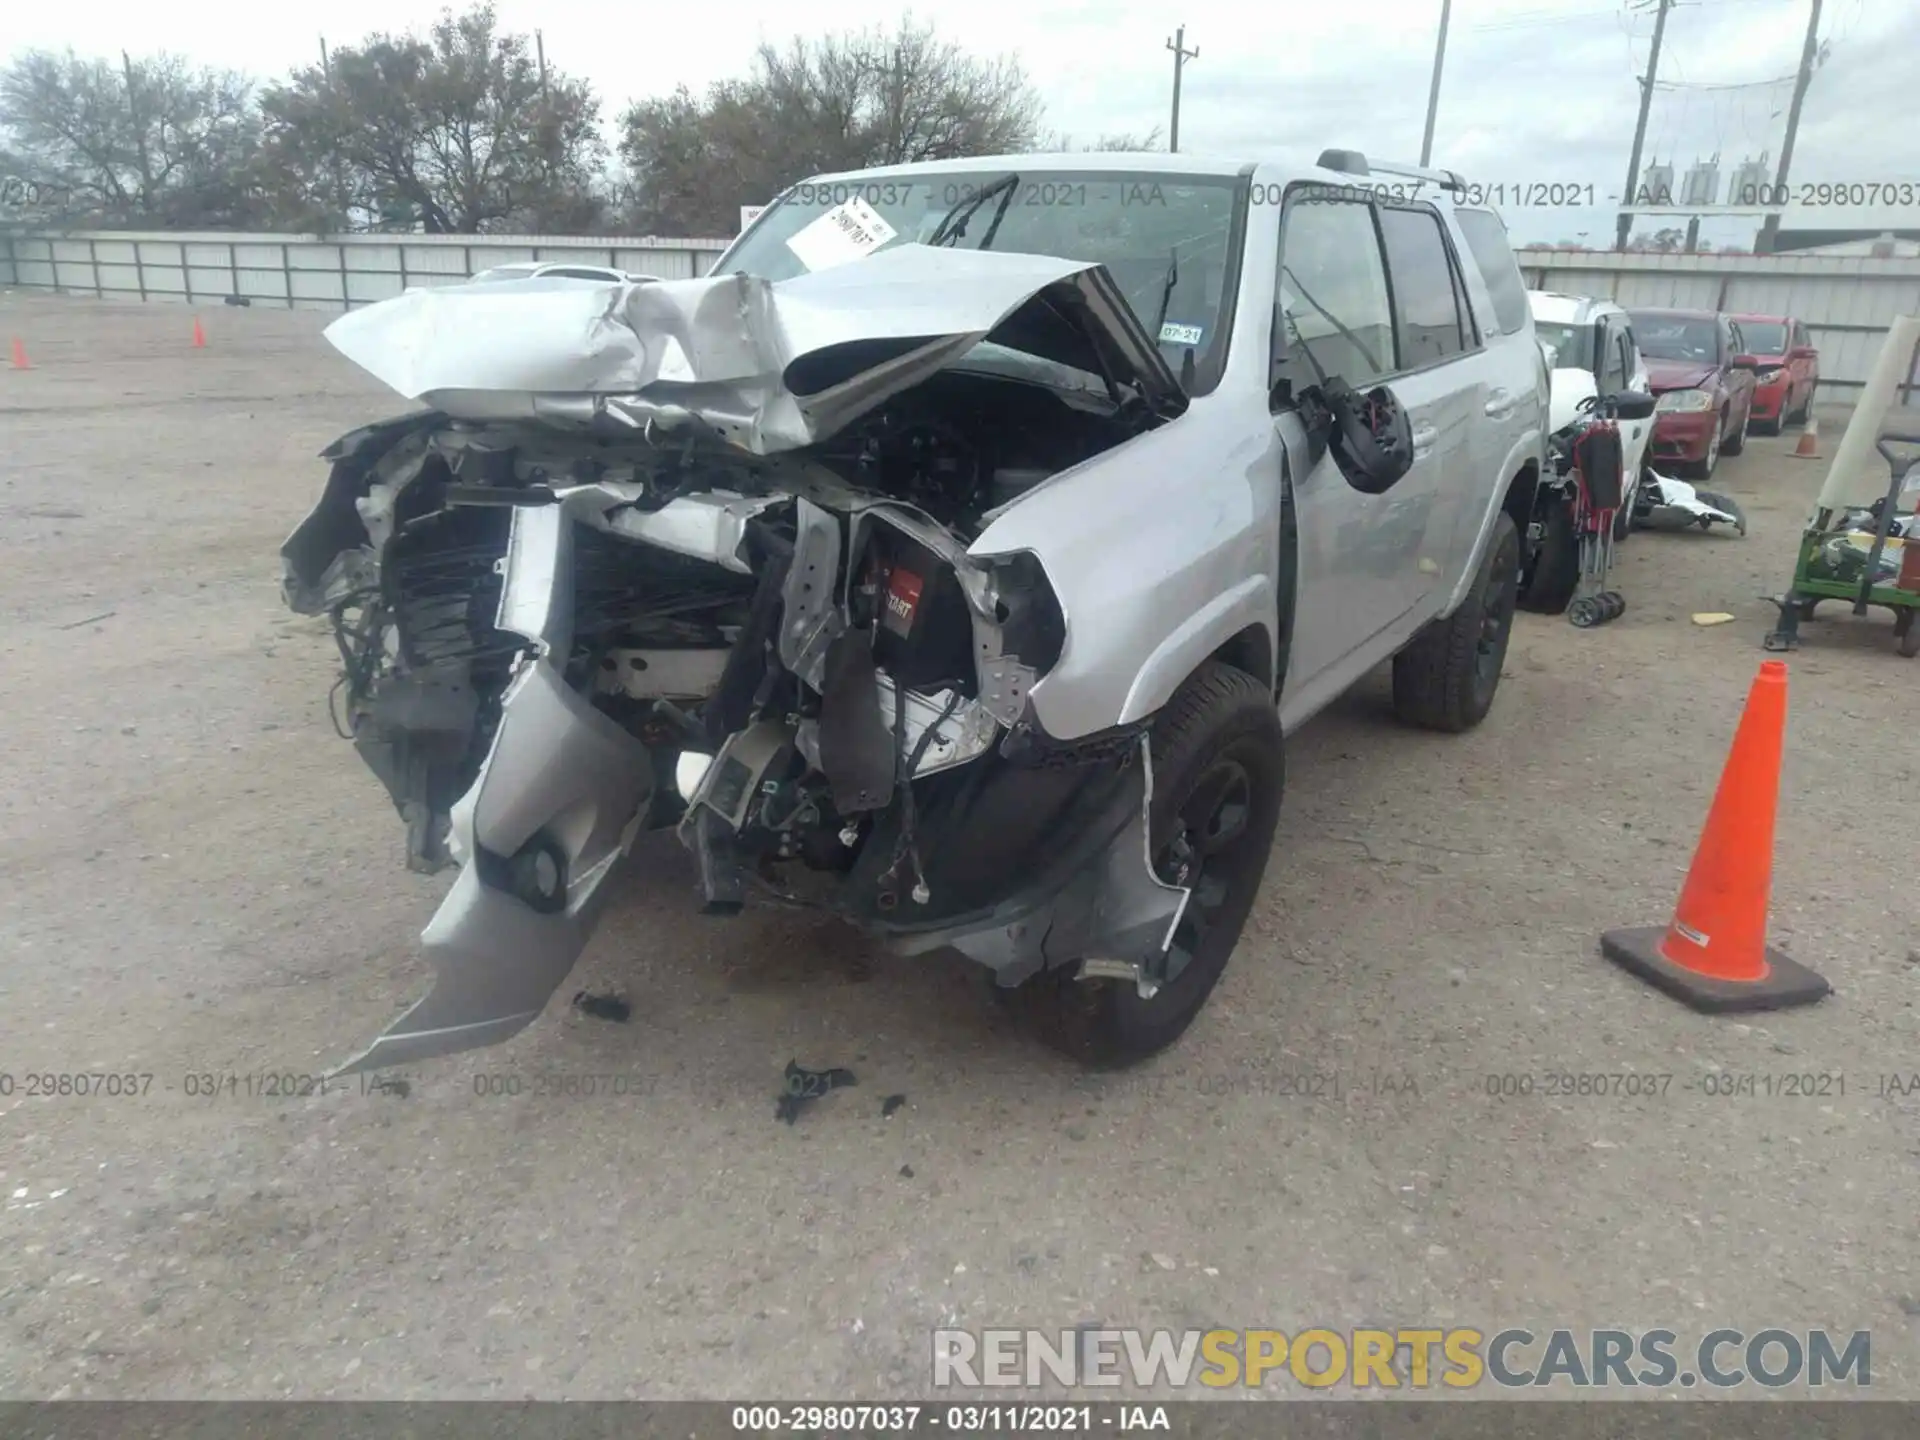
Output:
[
  {"xmin": 1323, "ymin": 378, "xmax": 1414, "ymax": 495},
  {"xmin": 1729, "ymin": 354, "xmax": 1760, "ymax": 371},
  {"xmin": 1608, "ymin": 389, "xmax": 1657, "ymax": 421},
  {"xmin": 1789, "ymin": 344, "xmax": 1817, "ymax": 361}
]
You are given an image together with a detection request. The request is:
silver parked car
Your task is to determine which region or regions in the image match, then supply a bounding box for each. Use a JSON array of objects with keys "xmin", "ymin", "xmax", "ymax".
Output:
[{"xmin": 282, "ymin": 149, "xmax": 1546, "ymax": 1074}]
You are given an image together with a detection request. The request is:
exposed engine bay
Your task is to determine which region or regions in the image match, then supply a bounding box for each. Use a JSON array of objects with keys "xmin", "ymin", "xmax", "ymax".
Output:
[{"xmin": 283, "ymin": 351, "xmax": 1193, "ymax": 1073}]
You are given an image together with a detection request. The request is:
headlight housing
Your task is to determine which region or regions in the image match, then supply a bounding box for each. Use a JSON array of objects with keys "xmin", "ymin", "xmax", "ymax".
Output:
[
  {"xmin": 1757, "ymin": 366, "xmax": 1785, "ymax": 384},
  {"xmin": 1656, "ymin": 388, "xmax": 1714, "ymax": 413}
]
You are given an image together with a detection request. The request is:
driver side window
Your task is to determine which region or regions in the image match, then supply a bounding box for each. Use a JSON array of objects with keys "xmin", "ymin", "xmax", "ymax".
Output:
[
  {"xmin": 1599, "ymin": 322, "xmax": 1628, "ymax": 392},
  {"xmin": 1273, "ymin": 195, "xmax": 1394, "ymax": 390}
]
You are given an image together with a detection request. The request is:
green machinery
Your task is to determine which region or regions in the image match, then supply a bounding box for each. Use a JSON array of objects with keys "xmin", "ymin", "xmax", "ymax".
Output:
[{"xmin": 1764, "ymin": 427, "xmax": 1920, "ymax": 657}]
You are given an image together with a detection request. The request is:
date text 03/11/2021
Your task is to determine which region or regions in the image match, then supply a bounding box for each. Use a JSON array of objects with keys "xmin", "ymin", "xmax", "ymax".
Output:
[{"xmin": 730, "ymin": 1405, "xmax": 1169, "ymax": 1432}]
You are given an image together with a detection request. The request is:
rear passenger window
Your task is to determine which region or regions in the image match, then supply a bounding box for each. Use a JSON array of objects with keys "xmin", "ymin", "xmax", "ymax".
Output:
[
  {"xmin": 1275, "ymin": 196, "xmax": 1395, "ymax": 387},
  {"xmin": 1377, "ymin": 206, "xmax": 1468, "ymax": 368},
  {"xmin": 1452, "ymin": 206, "xmax": 1530, "ymax": 336}
]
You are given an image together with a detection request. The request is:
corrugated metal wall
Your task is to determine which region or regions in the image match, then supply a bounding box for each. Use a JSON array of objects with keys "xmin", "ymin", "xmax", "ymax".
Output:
[
  {"xmin": 0, "ymin": 230, "xmax": 735, "ymax": 310},
  {"xmin": 1520, "ymin": 250, "xmax": 1920, "ymax": 402}
]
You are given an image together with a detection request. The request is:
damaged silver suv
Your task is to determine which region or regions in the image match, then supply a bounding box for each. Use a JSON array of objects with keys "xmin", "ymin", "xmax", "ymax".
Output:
[{"xmin": 282, "ymin": 149, "xmax": 1546, "ymax": 1074}]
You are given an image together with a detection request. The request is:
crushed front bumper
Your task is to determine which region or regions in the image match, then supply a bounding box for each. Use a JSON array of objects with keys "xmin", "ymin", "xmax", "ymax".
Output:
[{"xmin": 328, "ymin": 503, "xmax": 655, "ymax": 1076}]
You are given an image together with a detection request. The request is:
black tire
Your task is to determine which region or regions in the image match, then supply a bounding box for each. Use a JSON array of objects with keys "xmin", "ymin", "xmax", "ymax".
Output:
[
  {"xmin": 1393, "ymin": 512, "xmax": 1521, "ymax": 733},
  {"xmin": 1012, "ymin": 661, "xmax": 1284, "ymax": 1068},
  {"xmin": 1612, "ymin": 501, "xmax": 1632, "ymax": 543},
  {"xmin": 1519, "ymin": 495, "xmax": 1578, "ymax": 614},
  {"xmin": 1722, "ymin": 406, "xmax": 1747, "ymax": 456}
]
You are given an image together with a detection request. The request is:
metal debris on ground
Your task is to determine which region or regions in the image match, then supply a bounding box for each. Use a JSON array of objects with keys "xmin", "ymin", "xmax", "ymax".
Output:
[{"xmin": 776, "ymin": 1059, "xmax": 857, "ymax": 1124}]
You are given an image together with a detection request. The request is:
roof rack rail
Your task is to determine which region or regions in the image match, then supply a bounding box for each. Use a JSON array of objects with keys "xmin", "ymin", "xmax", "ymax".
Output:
[{"xmin": 1314, "ymin": 148, "xmax": 1466, "ymax": 195}]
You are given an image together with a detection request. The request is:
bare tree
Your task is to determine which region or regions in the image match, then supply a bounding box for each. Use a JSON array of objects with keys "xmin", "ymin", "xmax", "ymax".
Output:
[
  {"xmin": 258, "ymin": 4, "xmax": 608, "ymax": 233},
  {"xmin": 0, "ymin": 49, "xmax": 266, "ymax": 226},
  {"xmin": 1038, "ymin": 124, "xmax": 1166, "ymax": 152},
  {"xmin": 618, "ymin": 16, "xmax": 1043, "ymax": 236}
]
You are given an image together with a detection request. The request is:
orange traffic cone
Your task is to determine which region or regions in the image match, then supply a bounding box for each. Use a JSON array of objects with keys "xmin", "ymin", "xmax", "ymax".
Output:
[
  {"xmin": 1600, "ymin": 660, "xmax": 1830, "ymax": 1011},
  {"xmin": 9, "ymin": 338, "xmax": 27, "ymax": 370},
  {"xmin": 192, "ymin": 315, "xmax": 206, "ymax": 349},
  {"xmin": 1791, "ymin": 415, "xmax": 1819, "ymax": 459}
]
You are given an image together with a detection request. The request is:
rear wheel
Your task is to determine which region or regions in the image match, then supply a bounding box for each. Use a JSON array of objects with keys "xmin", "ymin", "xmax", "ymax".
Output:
[
  {"xmin": 1393, "ymin": 512, "xmax": 1521, "ymax": 732},
  {"xmin": 1013, "ymin": 662, "xmax": 1284, "ymax": 1068}
]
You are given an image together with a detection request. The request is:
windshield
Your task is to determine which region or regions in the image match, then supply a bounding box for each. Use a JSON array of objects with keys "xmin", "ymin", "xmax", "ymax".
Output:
[
  {"xmin": 1631, "ymin": 315, "xmax": 1719, "ymax": 363},
  {"xmin": 1739, "ymin": 321, "xmax": 1788, "ymax": 355},
  {"xmin": 717, "ymin": 169, "xmax": 1244, "ymax": 393},
  {"xmin": 1533, "ymin": 321, "xmax": 1594, "ymax": 374}
]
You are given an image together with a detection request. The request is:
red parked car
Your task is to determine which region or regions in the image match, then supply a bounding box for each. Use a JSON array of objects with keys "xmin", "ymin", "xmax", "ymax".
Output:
[
  {"xmin": 1729, "ymin": 313, "xmax": 1819, "ymax": 434},
  {"xmin": 1626, "ymin": 308, "xmax": 1761, "ymax": 480}
]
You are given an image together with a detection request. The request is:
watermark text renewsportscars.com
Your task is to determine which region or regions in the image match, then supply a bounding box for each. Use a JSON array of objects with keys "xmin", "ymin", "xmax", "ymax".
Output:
[{"xmin": 933, "ymin": 1328, "xmax": 1870, "ymax": 1391}]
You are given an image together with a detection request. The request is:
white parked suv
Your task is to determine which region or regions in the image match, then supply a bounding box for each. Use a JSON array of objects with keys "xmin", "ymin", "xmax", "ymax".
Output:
[
  {"xmin": 1527, "ymin": 290, "xmax": 1654, "ymax": 529},
  {"xmin": 284, "ymin": 148, "xmax": 1548, "ymax": 1072}
]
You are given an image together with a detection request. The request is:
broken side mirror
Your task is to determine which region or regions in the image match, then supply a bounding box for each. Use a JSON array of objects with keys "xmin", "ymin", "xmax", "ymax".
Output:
[
  {"xmin": 1322, "ymin": 377, "xmax": 1414, "ymax": 496},
  {"xmin": 1729, "ymin": 353, "xmax": 1760, "ymax": 371},
  {"xmin": 1608, "ymin": 389, "xmax": 1657, "ymax": 421},
  {"xmin": 1271, "ymin": 376, "xmax": 1331, "ymax": 470}
]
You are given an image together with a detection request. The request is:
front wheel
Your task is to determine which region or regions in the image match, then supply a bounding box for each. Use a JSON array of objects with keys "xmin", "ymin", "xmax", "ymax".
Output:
[
  {"xmin": 1688, "ymin": 416, "xmax": 1723, "ymax": 480},
  {"xmin": 1012, "ymin": 662, "xmax": 1284, "ymax": 1068},
  {"xmin": 1393, "ymin": 512, "xmax": 1521, "ymax": 733},
  {"xmin": 1722, "ymin": 406, "xmax": 1748, "ymax": 456},
  {"xmin": 1519, "ymin": 496, "xmax": 1577, "ymax": 614}
]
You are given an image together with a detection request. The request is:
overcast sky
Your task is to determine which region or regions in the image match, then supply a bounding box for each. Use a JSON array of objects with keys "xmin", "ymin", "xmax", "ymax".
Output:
[{"xmin": 6, "ymin": 0, "xmax": 1916, "ymax": 245}]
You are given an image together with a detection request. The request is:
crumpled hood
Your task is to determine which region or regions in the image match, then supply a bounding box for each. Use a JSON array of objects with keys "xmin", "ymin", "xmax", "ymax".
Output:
[
  {"xmin": 1644, "ymin": 357, "xmax": 1717, "ymax": 392},
  {"xmin": 323, "ymin": 244, "xmax": 1185, "ymax": 453}
]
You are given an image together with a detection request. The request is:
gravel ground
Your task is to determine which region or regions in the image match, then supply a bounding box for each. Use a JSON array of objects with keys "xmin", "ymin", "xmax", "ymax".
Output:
[{"xmin": 2, "ymin": 292, "xmax": 1917, "ymax": 1403}]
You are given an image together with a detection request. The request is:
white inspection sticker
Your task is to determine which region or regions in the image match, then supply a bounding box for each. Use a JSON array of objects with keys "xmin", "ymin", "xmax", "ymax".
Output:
[
  {"xmin": 784, "ymin": 196, "xmax": 899, "ymax": 272},
  {"xmin": 1159, "ymin": 322, "xmax": 1205, "ymax": 346}
]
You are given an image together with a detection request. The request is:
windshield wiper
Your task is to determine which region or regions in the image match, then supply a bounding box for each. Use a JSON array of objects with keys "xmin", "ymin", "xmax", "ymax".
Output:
[
  {"xmin": 1148, "ymin": 247, "xmax": 1197, "ymax": 393},
  {"xmin": 928, "ymin": 173, "xmax": 1020, "ymax": 250}
]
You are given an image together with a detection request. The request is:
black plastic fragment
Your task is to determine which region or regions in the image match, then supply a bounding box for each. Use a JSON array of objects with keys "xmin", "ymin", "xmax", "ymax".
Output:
[
  {"xmin": 882, "ymin": 1093, "xmax": 907, "ymax": 1118},
  {"xmin": 572, "ymin": 991, "xmax": 632, "ymax": 1023},
  {"xmin": 776, "ymin": 1059, "xmax": 857, "ymax": 1124}
]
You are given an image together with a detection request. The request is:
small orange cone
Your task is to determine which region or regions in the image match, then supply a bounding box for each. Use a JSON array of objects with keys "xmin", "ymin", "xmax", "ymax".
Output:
[
  {"xmin": 192, "ymin": 315, "xmax": 206, "ymax": 349},
  {"xmin": 9, "ymin": 337, "xmax": 27, "ymax": 370},
  {"xmin": 1791, "ymin": 415, "xmax": 1819, "ymax": 459},
  {"xmin": 1600, "ymin": 660, "xmax": 1830, "ymax": 1011}
]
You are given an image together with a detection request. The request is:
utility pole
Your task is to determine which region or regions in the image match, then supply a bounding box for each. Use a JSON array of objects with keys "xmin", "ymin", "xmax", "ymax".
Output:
[
  {"xmin": 1615, "ymin": 0, "xmax": 1674, "ymax": 251},
  {"xmin": 536, "ymin": 30, "xmax": 548, "ymax": 98},
  {"xmin": 1166, "ymin": 27, "xmax": 1198, "ymax": 153},
  {"xmin": 1756, "ymin": 0, "xmax": 1823, "ymax": 255},
  {"xmin": 1418, "ymin": 0, "xmax": 1453, "ymax": 166},
  {"xmin": 319, "ymin": 36, "xmax": 329, "ymax": 79}
]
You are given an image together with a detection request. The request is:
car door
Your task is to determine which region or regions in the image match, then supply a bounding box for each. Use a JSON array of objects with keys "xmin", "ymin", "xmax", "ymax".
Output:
[
  {"xmin": 1790, "ymin": 320, "xmax": 1817, "ymax": 410},
  {"xmin": 1271, "ymin": 191, "xmax": 1438, "ymax": 694},
  {"xmin": 1723, "ymin": 317, "xmax": 1756, "ymax": 429},
  {"xmin": 1601, "ymin": 315, "xmax": 1652, "ymax": 479},
  {"xmin": 1372, "ymin": 202, "xmax": 1484, "ymax": 616}
]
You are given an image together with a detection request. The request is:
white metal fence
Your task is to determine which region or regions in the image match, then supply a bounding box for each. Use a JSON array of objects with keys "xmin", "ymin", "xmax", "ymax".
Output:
[
  {"xmin": 9, "ymin": 230, "xmax": 1919, "ymax": 401},
  {"xmin": 1519, "ymin": 250, "xmax": 1920, "ymax": 402},
  {"xmin": 0, "ymin": 230, "xmax": 735, "ymax": 310}
]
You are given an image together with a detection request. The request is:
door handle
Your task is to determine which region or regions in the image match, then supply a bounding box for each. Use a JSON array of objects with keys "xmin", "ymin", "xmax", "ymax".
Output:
[
  {"xmin": 1483, "ymin": 389, "xmax": 1513, "ymax": 417},
  {"xmin": 1411, "ymin": 424, "xmax": 1438, "ymax": 455}
]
